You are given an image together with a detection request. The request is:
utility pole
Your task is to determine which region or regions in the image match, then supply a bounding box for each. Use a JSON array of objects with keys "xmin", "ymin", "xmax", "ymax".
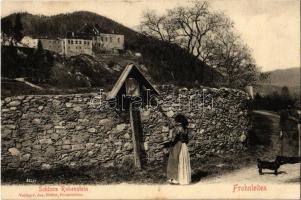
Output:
[{"xmin": 297, "ymin": 110, "xmax": 301, "ymax": 156}]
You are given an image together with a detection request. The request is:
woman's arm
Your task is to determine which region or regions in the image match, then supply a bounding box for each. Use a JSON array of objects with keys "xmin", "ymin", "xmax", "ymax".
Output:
[
  {"xmin": 169, "ymin": 128, "xmax": 177, "ymax": 142},
  {"xmin": 169, "ymin": 126, "xmax": 181, "ymax": 143}
]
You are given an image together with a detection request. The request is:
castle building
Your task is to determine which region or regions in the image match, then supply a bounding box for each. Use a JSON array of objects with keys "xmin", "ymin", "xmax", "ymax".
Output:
[
  {"xmin": 21, "ymin": 36, "xmax": 39, "ymax": 48},
  {"xmin": 2, "ymin": 24, "xmax": 124, "ymax": 57},
  {"xmin": 93, "ymin": 33, "xmax": 124, "ymax": 52},
  {"xmin": 61, "ymin": 32, "xmax": 93, "ymax": 57},
  {"xmin": 40, "ymin": 38, "xmax": 64, "ymax": 54},
  {"xmin": 38, "ymin": 24, "xmax": 124, "ymax": 57}
]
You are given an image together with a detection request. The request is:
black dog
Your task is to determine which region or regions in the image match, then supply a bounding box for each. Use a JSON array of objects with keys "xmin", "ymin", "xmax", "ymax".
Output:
[
  {"xmin": 276, "ymin": 156, "xmax": 301, "ymax": 165},
  {"xmin": 257, "ymin": 158, "xmax": 281, "ymax": 175}
]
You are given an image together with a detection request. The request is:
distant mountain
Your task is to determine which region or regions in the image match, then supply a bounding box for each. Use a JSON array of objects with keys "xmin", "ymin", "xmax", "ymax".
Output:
[
  {"xmin": 266, "ymin": 67, "xmax": 300, "ymax": 88},
  {"xmin": 254, "ymin": 67, "xmax": 300, "ymax": 97}
]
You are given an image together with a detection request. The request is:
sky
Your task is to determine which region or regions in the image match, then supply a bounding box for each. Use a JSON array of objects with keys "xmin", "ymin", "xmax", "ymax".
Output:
[{"xmin": 1, "ymin": 0, "xmax": 300, "ymax": 72}]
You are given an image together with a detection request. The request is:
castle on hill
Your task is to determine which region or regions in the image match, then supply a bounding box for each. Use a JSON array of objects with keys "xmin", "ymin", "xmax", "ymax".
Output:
[{"xmin": 1, "ymin": 24, "xmax": 125, "ymax": 57}]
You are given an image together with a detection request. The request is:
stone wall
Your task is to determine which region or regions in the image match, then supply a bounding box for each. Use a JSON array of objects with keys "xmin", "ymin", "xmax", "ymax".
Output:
[{"xmin": 1, "ymin": 85, "xmax": 250, "ymax": 171}]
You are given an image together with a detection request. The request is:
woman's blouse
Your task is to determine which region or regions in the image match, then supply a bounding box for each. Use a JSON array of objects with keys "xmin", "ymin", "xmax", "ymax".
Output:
[{"xmin": 173, "ymin": 126, "xmax": 189, "ymax": 144}]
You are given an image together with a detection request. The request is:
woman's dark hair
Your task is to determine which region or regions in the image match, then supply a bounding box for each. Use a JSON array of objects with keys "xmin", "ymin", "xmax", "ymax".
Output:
[{"xmin": 174, "ymin": 114, "xmax": 189, "ymax": 129}]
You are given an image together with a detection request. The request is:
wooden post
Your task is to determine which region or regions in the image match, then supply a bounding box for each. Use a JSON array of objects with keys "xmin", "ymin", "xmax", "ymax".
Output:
[
  {"xmin": 296, "ymin": 111, "xmax": 301, "ymax": 157},
  {"xmin": 126, "ymin": 77, "xmax": 142, "ymax": 169},
  {"xmin": 297, "ymin": 122, "xmax": 301, "ymax": 156},
  {"xmin": 130, "ymin": 103, "xmax": 142, "ymax": 169}
]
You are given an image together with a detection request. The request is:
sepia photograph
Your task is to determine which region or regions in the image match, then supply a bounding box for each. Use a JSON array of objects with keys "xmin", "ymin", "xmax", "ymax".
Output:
[{"xmin": 1, "ymin": 0, "xmax": 300, "ymax": 199}]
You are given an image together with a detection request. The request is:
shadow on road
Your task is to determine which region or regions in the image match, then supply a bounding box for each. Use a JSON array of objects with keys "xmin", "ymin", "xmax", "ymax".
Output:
[
  {"xmin": 249, "ymin": 111, "xmax": 275, "ymax": 146},
  {"xmin": 259, "ymin": 171, "xmax": 287, "ymax": 175},
  {"xmin": 248, "ymin": 110, "xmax": 299, "ymax": 158},
  {"xmin": 191, "ymin": 170, "xmax": 209, "ymax": 183},
  {"xmin": 284, "ymin": 177, "xmax": 301, "ymax": 183}
]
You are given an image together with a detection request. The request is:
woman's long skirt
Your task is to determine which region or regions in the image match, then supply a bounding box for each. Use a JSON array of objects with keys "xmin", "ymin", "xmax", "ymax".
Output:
[
  {"xmin": 178, "ymin": 143, "xmax": 191, "ymax": 185},
  {"xmin": 167, "ymin": 142, "xmax": 182, "ymax": 181},
  {"xmin": 167, "ymin": 142, "xmax": 191, "ymax": 185}
]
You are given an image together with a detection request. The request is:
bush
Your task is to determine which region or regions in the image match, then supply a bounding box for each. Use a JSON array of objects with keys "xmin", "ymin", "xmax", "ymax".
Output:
[
  {"xmin": 50, "ymin": 64, "xmax": 90, "ymax": 88},
  {"xmin": 253, "ymin": 89, "xmax": 297, "ymax": 111}
]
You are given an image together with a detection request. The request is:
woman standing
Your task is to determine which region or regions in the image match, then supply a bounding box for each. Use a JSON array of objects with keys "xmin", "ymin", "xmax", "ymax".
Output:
[{"xmin": 167, "ymin": 114, "xmax": 191, "ymax": 185}]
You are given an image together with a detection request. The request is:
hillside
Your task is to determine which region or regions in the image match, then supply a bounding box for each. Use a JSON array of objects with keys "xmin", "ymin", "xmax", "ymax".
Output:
[
  {"xmin": 254, "ymin": 67, "xmax": 300, "ymax": 97},
  {"xmin": 1, "ymin": 11, "xmax": 217, "ymax": 88},
  {"xmin": 1, "ymin": 45, "xmax": 144, "ymax": 97},
  {"xmin": 267, "ymin": 67, "xmax": 300, "ymax": 88}
]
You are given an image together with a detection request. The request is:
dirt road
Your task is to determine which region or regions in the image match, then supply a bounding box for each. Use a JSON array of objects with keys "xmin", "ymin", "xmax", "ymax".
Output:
[{"xmin": 200, "ymin": 163, "xmax": 300, "ymax": 184}]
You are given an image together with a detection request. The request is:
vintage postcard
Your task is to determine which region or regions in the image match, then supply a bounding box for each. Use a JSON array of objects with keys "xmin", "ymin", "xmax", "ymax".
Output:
[{"xmin": 1, "ymin": 0, "xmax": 300, "ymax": 199}]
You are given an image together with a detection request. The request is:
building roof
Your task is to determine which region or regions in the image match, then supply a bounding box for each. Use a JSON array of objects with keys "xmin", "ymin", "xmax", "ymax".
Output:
[
  {"xmin": 39, "ymin": 36, "xmax": 61, "ymax": 40},
  {"xmin": 78, "ymin": 24, "xmax": 104, "ymax": 35},
  {"xmin": 65, "ymin": 32, "xmax": 92, "ymax": 40},
  {"xmin": 64, "ymin": 23, "xmax": 121, "ymax": 40},
  {"xmin": 78, "ymin": 23, "xmax": 120, "ymax": 35}
]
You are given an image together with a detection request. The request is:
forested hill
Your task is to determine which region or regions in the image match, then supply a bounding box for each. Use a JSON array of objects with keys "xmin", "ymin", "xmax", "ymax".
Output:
[{"xmin": 1, "ymin": 11, "xmax": 139, "ymax": 49}]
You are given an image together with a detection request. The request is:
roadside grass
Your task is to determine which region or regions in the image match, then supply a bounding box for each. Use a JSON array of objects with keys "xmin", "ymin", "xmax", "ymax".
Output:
[
  {"xmin": 1, "ymin": 150, "xmax": 260, "ymax": 185},
  {"xmin": 1, "ymin": 162, "xmax": 165, "ymax": 185}
]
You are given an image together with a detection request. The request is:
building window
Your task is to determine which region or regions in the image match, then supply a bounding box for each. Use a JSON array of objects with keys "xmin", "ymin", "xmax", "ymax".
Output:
[
  {"xmin": 79, "ymin": 41, "xmax": 81, "ymax": 44},
  {"xmin": 87, "ymin": 41, "xmax": 89, "ymax": 45},
  {"xmin": 75, "ymin": 40, "xmax": 78, "ymax": 44},
  {"xmin": 68, "ymin": 40, "xmax": 70, "ymax": 44},
  {"xmin": 71, "ymin": 40, "xmax": 73, "ymax": 44},
  {"xmin": 110, "ymin": 37, "xmax": 112, "ymax": 42},
  {"xmin": 118, "ymin": 38, "xmax": 120, "ymax": 43},
  {"xmin": 101, "ymin": 37, "xmax": 103, "ymax": 41},
  {"xmin": 84, "ymin": 41, "xmax": 86, "ymax": 45}
]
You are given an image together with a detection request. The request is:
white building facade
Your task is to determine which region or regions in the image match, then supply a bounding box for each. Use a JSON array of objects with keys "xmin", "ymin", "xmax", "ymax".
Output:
[
  {"xmin": 62, "ymin": 38, "xmax": 93, "ymax": 57},
  {"xmin": 21, "ymin": 36, "xmax": 39, "ymax": 48},
  {"xmin": 10, "ymin": 25, "xmax": 125, "ymax": 57}
]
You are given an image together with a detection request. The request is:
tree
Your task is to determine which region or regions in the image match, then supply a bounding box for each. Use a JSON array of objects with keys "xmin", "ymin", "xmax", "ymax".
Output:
[
  {"xmin": 26, "ymin": 40, "xmax": 52, "ymax": 82},
  {"xmin": 280, "ymin": 86, "xmax": 294, "ymax": 108},
  {"xmin": 208, "ymin": 30, "xmax": 259, "ymax": 88},
  {"xmin": 37, "ymin": 40, "xmax": 44, "ymax": 53},
  {"xmin": 1, "ymin": 18, "xmax": 14, "ymax": 45},
  {"xmin": 280, "ymin": 86, "xmax": 290, "ymax": 97},
  {"xmin": 12, "ymin": 14, "xmax": 24, "ymax": 44},
  {"xmin": 140, "ymin": 1, "xmax": 233, "ymax": 60},
  {"xmin": 140, "ymin": 0, "xmax": 265, "ymax": 88},
  {"xmin": 1, "ymin": 19, "xmax": 13, "ymax": 35},
  {"xmin": 1, "ymin": 46, "xmax": 22, "ymax": 78}
]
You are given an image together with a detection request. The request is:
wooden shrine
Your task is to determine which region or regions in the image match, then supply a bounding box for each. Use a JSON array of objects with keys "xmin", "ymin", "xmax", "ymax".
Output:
[{"xmin": 107, "ymin": 64, "xmax": 159, "ymax": 169}]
